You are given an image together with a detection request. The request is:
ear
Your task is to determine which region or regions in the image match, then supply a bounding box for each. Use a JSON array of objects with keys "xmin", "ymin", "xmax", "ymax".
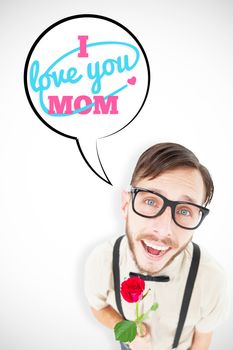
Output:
[{"xmin": 121, "ymin": 191, "xmax": 130, "ymax": 220}]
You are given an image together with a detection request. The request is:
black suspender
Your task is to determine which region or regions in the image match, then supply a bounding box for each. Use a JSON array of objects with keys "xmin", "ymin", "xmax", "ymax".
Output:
[
  {"xmin": 112, "ymin": 235, "xmax": 201, "ymax": 349},
  {"xmin": 172, "ymin": 242, "xmax": 200, "ymax": 349},
  {"xmin": 112, "ymin": 235, "xmax": 126, "ymax": 320}
]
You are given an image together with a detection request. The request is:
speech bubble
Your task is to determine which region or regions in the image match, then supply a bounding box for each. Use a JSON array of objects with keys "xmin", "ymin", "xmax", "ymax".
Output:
[{"xmin": 24, "ymin": 14, "xmax": 150, "ymax": 184}]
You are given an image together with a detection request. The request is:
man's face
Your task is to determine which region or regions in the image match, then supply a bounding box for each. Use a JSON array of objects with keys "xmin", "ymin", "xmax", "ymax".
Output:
[{"xmin": 121, "ymin": 167, "xmax": 205, "ymax": 274}]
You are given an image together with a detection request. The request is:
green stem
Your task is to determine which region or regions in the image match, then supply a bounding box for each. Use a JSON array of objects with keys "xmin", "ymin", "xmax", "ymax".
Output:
[
  {"xmin": 138, "ymin": 321, "xmax": 143, "ymax": 336},
  {"xmin": 135, "ymin": 301, "xmax": 143, "ymax": 336},
  {"xmin": 136, "ymin": 301, "xmax": 139, "ymax": 320}
]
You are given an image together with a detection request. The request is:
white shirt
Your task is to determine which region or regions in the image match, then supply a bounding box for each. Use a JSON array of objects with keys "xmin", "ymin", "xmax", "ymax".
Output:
[{"xmin": 84, "ymin": 235, "xmax": 229, "ymax": 350}]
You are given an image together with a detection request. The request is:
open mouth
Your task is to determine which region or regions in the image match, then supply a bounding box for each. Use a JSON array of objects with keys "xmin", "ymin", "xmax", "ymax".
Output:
[{"xmin": 141, "ymin": 240, "xmax": 171, "ymax": 259}]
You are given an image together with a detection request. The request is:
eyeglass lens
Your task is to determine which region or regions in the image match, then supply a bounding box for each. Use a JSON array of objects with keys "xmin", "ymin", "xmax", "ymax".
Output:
[{"xmin": 134, "ymin": 191, "xmax": 204, "ymax": 229}]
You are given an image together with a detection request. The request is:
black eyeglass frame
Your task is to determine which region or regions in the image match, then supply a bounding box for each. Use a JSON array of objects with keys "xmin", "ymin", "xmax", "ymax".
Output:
[{"xmin": 130, "ymin": 187, "xmax": 210, "ymax": 230}]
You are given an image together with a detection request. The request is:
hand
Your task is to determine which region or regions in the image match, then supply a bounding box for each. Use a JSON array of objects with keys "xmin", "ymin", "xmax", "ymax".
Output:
[{"xmin": 130, "ymin": 323, "xmax": 152, "ymax": 350}]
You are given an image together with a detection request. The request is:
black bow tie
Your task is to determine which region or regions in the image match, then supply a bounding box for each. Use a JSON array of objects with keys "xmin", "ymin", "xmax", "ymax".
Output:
[{"xmin": 129, "ymin": 272, "xmax": 170, "ymax": 282}]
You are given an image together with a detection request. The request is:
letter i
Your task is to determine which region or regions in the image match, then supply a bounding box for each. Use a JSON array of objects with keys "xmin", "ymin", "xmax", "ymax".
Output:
[{"xmin": 78, "ymin": 35, "xmax": 88, "ymax": 57}]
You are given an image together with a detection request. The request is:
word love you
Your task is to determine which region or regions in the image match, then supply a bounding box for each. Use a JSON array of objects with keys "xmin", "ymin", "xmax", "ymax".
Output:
[{"xmin": 29, "ymin": 36, "xmax": 139, "ymax": 117}]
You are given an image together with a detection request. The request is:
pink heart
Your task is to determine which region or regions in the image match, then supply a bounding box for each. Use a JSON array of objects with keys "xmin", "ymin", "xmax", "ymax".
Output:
[{"xmin": 127, "ymin": 76, "xmax": 136, "ymax": 85}]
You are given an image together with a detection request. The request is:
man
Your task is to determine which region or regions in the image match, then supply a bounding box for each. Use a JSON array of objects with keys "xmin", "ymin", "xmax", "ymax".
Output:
[{"xmin": 84, "ymin": 143, "xmax": 229, "ymax": 350}]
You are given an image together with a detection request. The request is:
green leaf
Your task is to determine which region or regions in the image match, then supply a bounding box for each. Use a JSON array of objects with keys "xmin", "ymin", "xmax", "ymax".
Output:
[
  {"xmin": 150, "ymin": 303, "xmax": 159, "ymax": 311},
  {"xmin": 114, "ymin": 320, "xmax": 137, "ymax": 343}
]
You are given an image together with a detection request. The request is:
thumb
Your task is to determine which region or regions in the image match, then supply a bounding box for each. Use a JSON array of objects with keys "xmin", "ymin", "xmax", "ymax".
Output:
[{"xmin": 137, "ymin": 323, "xmax": 150, "ymax": 338}]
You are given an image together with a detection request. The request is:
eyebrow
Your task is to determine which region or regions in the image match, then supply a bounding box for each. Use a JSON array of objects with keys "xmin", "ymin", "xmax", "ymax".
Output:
[
  {"xmin": 139, "ymin": 187, "xmax": 198, "ymax": 204},
  {"xmin": 180, "ymin": 195, "xmax": 197, "ymax": 203}
]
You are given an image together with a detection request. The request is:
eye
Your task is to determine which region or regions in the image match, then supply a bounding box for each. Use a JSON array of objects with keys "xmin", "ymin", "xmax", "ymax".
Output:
[
  {"xmin": 145, "ymin": 199, "xmax": 156, "ymax": 206},
  {"xmin": 178, "ymin": 208, "xmax": 191, "ymax": 216}
]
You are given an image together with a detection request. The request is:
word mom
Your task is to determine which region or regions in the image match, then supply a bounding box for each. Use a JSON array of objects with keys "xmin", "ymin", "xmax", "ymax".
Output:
[{"xmin": 48, "ymin": 95, "xmax": 118, "ymax": 115}]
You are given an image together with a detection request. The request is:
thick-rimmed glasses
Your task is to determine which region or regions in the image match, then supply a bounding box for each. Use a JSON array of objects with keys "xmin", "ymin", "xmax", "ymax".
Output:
[{"xmin": 130, "ymin": 187, "xmax": 209, "ymax": 230}]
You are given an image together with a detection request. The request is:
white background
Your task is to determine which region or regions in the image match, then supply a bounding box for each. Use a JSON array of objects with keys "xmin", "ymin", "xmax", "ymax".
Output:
[{"xmin": 1, "ymin": 0, "xmax": 232, "ymax": 349}]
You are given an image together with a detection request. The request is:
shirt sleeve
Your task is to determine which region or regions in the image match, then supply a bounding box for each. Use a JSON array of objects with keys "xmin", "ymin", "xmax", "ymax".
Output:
[
  {"xmin": 195, "ymin": 263, "xmax": 231, "ymax": 333},
  {"xmin": 84, "ymin": 240, "xmax": 113, "ymax": 311}
]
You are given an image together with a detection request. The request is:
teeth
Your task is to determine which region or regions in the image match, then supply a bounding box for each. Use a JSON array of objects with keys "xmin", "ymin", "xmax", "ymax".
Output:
[{"xmin": 143, "ymin": 240, "xmax": 169, "ymax": 251}]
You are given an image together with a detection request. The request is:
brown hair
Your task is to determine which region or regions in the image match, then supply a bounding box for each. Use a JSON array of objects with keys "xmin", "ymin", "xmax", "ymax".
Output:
[{"xmin": 130, "ymin": 142, "xmax": 214, "ymax": 205}]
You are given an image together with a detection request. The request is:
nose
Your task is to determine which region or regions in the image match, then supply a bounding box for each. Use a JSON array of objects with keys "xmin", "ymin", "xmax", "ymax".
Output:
[{"xmin": 151, "ymin": 206, "xmax": 173, "ymax": 238}]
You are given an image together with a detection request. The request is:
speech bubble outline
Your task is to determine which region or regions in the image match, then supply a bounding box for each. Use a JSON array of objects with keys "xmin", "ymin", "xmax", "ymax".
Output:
[{"xmin": 24, "ymin": 14, "xmax": 150, "ymax": 185}]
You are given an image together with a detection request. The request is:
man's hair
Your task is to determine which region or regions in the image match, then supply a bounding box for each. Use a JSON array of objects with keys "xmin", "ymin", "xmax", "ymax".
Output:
[{"xmin": 130, "ymin": 142, "xmax": 214, "ymax": 205}]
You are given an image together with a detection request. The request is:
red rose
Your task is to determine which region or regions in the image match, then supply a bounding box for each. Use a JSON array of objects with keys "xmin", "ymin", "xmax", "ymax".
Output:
[{"xmin": 120, "ymin": 277, "xmax": 145, "ymax": 303}]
